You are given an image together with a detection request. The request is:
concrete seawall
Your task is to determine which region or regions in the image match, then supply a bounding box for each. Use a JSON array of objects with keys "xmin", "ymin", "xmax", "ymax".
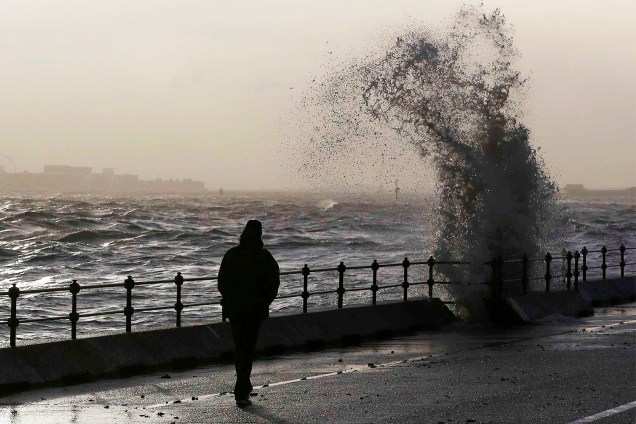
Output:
[
  {"xmin": 503, "ymin": 276, "xmax": 635, "ymax": 323},
  {"xmin": 0, "ymin": 298, "xmax": 455, "ymax": 395},
  {"xmin": 2, "ymin": 277, "xmax": 632, "ymax": 395}
]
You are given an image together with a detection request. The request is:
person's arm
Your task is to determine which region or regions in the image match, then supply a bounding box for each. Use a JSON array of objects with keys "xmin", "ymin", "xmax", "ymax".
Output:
[
  {"xmin": 264, "ymin": 251, "xmax": 280, "ymax": 304},
  {"xmin": 217, "ymin": 252, "xmax": 230, "ymax": 297}
]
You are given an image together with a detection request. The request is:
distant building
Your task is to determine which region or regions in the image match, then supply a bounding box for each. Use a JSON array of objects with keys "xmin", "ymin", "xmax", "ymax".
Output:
[
  {"xmin": 43, "ymin": 165, "xmax": 92, "ymax": 175},
  {"xmin": 0, "ymin": 165, "xmax": 206, "ymax": 195}
]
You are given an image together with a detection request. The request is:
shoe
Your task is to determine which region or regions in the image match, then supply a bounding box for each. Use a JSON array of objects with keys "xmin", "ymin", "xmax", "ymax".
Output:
[{"xmin": 236, "ymin": 399, "xmax": 252, "ymax": 407}]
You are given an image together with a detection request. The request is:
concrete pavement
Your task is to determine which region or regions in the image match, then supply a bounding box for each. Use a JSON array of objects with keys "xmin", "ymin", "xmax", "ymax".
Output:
[{"xmin": 0, "ymin": 304, "xmax": 635, "ymax": 423}]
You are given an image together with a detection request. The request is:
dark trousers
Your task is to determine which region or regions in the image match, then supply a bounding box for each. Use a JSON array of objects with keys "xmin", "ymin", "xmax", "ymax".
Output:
[{"xmin": 229, "ymin": 315, "xmax": 263, "ymax": 400}]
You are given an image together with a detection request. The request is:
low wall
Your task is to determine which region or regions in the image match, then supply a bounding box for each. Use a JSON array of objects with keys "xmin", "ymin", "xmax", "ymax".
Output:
[
  {"xmin": 503, "ymin": 276, "xmax": 635, "ymax": 323},
  {"xmin": 578, "ymin": 276, "xmax": 636, "ymax": 305},
  {"xmin": 0, "ymin": 298, "xmax": 455, "ymax": 395}
]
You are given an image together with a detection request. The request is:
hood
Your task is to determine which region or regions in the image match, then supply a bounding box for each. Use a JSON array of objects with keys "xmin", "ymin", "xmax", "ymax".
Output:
[{"xmin": 239, "ymin": 219, "xmax": 264, "ymax": 250}]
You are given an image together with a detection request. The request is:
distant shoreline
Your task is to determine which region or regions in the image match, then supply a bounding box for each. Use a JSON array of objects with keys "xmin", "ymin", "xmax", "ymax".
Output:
[{"xmin": 563, "ymin": 184, "xmax": 635, "ymax": 198}]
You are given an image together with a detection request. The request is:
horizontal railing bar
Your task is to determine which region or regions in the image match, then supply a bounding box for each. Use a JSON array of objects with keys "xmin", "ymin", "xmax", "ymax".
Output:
[
  {"xmin": 345, "ymin": 265, "xmax": 372, "ymax": 270},
  {"xmin": 80, "ymin": 310, "xmax": 122, "ymax": 318},
  {"xmin": 527, "ymin": 276, "xmax": 546, "ymax": 281},
  {"xmin": 134, "ymin": 280, "xmax": 174, "ymax": 286},
  {"xmin": 21, "ymin": 315, "xmax": 69, "ymax": 323},
  {"xmin": 310, "ymin": 267, "xmax": 339, "ymax": 273},
  {"xmin": 18, "ymin": 287, "xmax": 70, "ymax": 295},
  {"xmin": 276, "ymin": 293, "xmax": 301, "ymax": 299},
  {"xmin": 379, "ymin": 263, "xmax": 404, "ymax": 268},
  {"xmin": 526, "ymin": 258, "xmax": 546, "ymax": 263},
  {"xmin": 503, "ymin": 278, "xmax": 523, "ymax": 283},
  {"xmin": 435, "ymin": 261, "xmax": 471, "ymax": 265},
  {"xmin": 183, "ymin": 301, "xmax": 218, "ymax": 308},
  {"xmin": 347, "ymin": 287, "xmax": 370, "ymax": 292},
  {"xmin": 279, "ymin": 271, "xmax": 303, "ymax": 276},
  {"xmin": 377, "ymin": 284, "xmax": 403, "ymax": 289},
  {"xmin": 135, "ymin": 305, "xmax": 175, "ymax": 313},
  {"xmin": 81, "ymin": 282, "xmax": 124, "ymax": 290},
  {"xmin": 311, "ymin": 289, "xmax": 337, "ymax": 295},
  {"xmin": 183, "ymin": 276, "xmax": 218, "ymax": 282}
]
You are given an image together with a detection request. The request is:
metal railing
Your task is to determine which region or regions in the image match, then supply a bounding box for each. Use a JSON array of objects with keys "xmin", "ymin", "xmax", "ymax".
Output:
[
  {"xmin": 491, "ymin": 244, "xmax": 634, "ymax": 296},
  {"xmin": 2, "ymin": 244, "xmax": 632, "ymax": 347}
]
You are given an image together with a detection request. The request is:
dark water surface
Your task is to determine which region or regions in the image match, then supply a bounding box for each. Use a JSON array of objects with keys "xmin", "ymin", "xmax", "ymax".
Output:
[{"xmin": 0, "ymin": 193, "xmax": 633, "ymax": 343}]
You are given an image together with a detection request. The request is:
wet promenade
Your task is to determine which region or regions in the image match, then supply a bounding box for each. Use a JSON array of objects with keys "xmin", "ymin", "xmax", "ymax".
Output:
[{"xmin": 1, "ymin": 304, "xmax": 634, "ymax": 424}]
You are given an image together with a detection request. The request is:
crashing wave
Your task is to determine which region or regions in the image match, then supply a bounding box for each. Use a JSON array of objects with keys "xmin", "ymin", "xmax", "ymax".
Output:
[{"xmin": 299, "ymin": 5, "xmax": 567, "ymax": 313}]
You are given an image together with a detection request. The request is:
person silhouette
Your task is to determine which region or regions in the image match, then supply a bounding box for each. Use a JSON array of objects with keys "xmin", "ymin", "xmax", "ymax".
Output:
[{"xmin": 218, "ymin": 219, "xmax": 280, "ymax": 407}]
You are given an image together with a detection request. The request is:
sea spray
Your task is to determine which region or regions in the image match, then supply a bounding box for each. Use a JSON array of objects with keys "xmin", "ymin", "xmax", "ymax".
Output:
[{"xmin": 296, "ymin": 6, "xmax": 566, "ymax": 313}]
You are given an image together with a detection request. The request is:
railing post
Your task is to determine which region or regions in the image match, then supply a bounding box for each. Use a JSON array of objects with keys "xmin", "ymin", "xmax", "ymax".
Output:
[
  {"xmin": 124, "ymin": 275, "xmax": 135, "ymax": 333},
  {"xmin": 302, "ymin": 264, "xmax": 310, "ymax": 313},
  {"xmin": 371, "ymin": 260, "xmax": 379, "ymax": 305},
  {"xmin": 402, "ymin": 257, "xmax": 410, "ymax": 302},
  {"xmin": 426, "ymin": 256, "xmax": 435, "ymax": 298},
  {"xmin": 69, "ymin": 280, "xmax": 80, "ymax": 340},
  {"xmin": 601, "ymin": 246, "xmax": 607, "ymax": 280},
  {"xmin": 521, "ymin": 254, "xmax": 529, "ymax": 295},
  {"xmin": 7, "ymin": 284, "xmax": 20, "ymax": 348},
  {"xmin": 619, "ymin": 244, "xmax": 625, "ymax": 278},
  {"xmin": 174, "ymin": 272, "xmax": 184, "ymax": 328},
  {"xmin": 566, "ymin": 251, "xmax": 573, "ymax": 290},
  {"xmin": 573, "ymin": 251, "xmax": 580, "ymax": 292},
  {"xmin": 581, "ymin": 246, "xmax": 588, "ymax": 282},
  {"xmin": 544, "ymin": 253, "xmax": 552, "ymax": 292},
  {"xmin": 337, "ymin": 262, "xmax": 346, "ymax": 309}
]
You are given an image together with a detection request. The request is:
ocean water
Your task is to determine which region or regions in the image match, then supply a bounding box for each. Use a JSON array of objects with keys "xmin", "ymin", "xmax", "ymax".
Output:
[{"xmin": 0, "ymin": 192, "xmax": 633, "ymax": 344}]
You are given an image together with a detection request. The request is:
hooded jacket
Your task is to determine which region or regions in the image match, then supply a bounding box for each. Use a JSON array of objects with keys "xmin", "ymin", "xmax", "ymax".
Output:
[{"xmin": 218, "ymin": 220, "xmax": 280, "ymax": 319}]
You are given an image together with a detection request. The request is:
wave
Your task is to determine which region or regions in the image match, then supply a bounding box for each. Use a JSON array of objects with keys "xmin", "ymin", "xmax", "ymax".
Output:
[
  {"xmin": 206, "ymin": 228, "xmax": 233, "ymax": 236},
  {"xmin": 317, "ymin": 199, "xmax": 338, "ymax": 211},
  {"xmin": 25, "ymin": 254, "xmax": 58, "ymax": 263},
  {"xmin": 125, "ymin": 223, "xmax": 146, "ymax": 231},
  {"xmin": 57, "ymin": 229, "xmax": 131, "ymax": 243},
  {"xmin": 0, "ymin": 247, "xmax": 19, "ymax": 257},
  {"xmin": 174, "ymin": 232, "xmax": 207, "ymax": 240},
  {"xmin": 12, "ymin": 211, "xmax": 57, "ymax": 220}
]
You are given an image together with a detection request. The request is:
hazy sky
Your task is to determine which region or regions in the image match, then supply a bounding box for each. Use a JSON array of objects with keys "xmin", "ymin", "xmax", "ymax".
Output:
[{"xmin": 0, "ymin": 0, "xmax": 634, "ymax": 190}]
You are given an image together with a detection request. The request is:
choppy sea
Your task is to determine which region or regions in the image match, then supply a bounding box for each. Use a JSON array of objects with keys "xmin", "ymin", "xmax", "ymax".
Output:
[{"xmin": 0, "ymin": 192, "xmax": 634, "ymax": 344}]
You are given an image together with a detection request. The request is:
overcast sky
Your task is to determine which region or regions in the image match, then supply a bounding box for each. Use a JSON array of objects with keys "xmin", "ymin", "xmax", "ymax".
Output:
[{"xmin": 0, "ymin": 0, "xmax": 634, "ymax": 190}]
